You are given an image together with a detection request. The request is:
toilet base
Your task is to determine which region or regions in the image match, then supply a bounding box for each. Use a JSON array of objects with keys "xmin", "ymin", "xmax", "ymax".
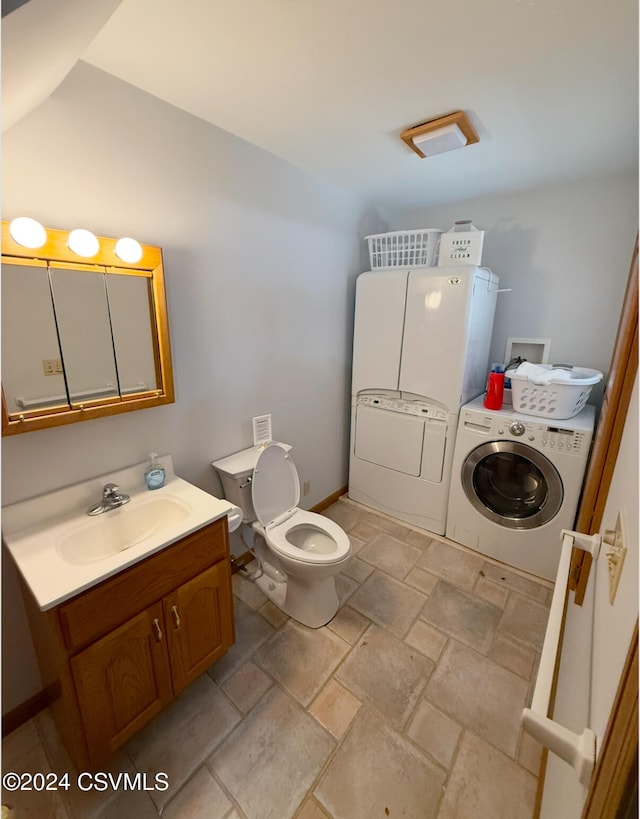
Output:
[
  {"xmin": 248, "ymin": 538, "xmax": 341, "ymax": 628},
  {"xmin": 253, "ymin": 571, "xmax": 286, "ymax": 609}
]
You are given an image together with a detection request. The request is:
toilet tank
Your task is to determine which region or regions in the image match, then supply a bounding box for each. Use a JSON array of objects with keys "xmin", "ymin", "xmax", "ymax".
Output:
[
  {"xmin": 219, "ymin": 471, "xmax": 256, "ymax": 522},
  {"xmin": 212, "ymin": 443, "xmax": 292, "ymax": 523},
  {"xmin": 212, "ymin": 446, "xmax": 260, "ymax": 522}
]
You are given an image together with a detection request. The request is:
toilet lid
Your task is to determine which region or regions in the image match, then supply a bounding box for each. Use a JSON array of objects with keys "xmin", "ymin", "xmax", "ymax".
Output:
[{"xmin": 252, "ymin": 443, "xmax": 300, "ymax": 526}]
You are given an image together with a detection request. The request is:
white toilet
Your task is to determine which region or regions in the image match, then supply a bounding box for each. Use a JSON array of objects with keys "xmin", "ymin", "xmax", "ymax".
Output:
[{"xmin": 212, "ymin": 442, "xmax": 351, "ymax": 628}]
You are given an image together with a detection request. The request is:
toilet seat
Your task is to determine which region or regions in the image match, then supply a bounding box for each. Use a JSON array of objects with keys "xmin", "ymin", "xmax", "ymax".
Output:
[
  {"xmin": 255, "ymin": 509, "xmax": 350, "ymax": 565},
  {"xmin": 252, "ymin": 443, "xmax": 300, "ymax": 527},
  {"xmin": 252, "ymin": 444, "xmax": 350, "ymax": 565}
]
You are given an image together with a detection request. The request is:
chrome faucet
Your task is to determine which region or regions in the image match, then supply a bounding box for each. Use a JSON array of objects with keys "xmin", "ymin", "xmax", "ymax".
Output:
[{"xmin": 87, "ymin": 483, "xmax": 131, "ymax": 516}]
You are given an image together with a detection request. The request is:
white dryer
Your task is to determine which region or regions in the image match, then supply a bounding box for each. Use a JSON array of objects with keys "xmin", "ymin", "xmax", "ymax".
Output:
[
  {"xmin": 349, "ymin": 394, "xmax": 458, "ymax": 535},
  {"xmin": 445, "ymin": 396, "xmax": 596, "ymax": 581}
]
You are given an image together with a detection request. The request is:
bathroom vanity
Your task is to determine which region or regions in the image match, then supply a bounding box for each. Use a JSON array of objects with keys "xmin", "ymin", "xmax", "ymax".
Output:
[
  {"xmin": 3, "ymin": 458, "xmax": 239, "ymax": 769},
  {"xmin": 25, "ymin": 518, "xmax": 233, "ymax": 768}
]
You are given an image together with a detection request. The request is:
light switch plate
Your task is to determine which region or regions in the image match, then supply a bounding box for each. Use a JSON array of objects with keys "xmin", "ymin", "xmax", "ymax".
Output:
[{"xmin": 604, "ymin": 512, "xmax": 627, "ymax": 605}]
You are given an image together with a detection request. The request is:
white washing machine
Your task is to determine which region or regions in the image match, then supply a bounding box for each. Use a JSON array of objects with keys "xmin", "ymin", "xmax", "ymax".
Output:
[{"xmin": 445, "ymin": 396, "xmax": 596, "ymax": 581}]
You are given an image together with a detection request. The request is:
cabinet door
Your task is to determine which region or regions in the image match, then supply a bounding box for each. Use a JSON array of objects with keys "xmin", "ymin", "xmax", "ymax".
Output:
[
  {"xmin": 70, "ymin": 602, "xmax": 173, "ymax": 766},
  {"xmin": 398, "ymin": 268, "xmax": 472, "ymax": 410},
  {"xmin": 164, "ymin": 561, "xmax": 234, "ymax": 695},
  {"xmin": 351, "ymin": 270, "xmax": 408, "ymax": 395}
]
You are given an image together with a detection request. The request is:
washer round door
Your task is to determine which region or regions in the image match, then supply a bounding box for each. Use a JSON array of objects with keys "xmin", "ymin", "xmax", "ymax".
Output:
[{"xmin": 461, "ymin": 441, "xmax": 563, "ymax": 530}]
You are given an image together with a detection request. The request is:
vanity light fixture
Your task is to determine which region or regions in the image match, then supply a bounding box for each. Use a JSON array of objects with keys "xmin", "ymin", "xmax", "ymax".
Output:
[
  {"xmin": 114, "ymin": 237, "xmax": 143, "ymax": 264},
  {"xmin": 8, "ymin": 216, "xmax": 47, "ymax": 248},
  {"xmin": 67, "ymin": 228, "xmax": 100, "ymax": 258},
  {"xmin": 400, "ymin": 110, "xmax": 479, "ymax": 158}
]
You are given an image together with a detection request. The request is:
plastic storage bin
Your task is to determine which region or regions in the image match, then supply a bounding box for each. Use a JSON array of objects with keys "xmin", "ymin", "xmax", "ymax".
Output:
[
  {"xmin": 507, "ymin": 366, "xmax": 603, "ymax": 419},
  {"xmin": 366, "ymin": 229, "xmax": 442, "ymax": 270},
  {"xmin": 438, "ymin": 221, "xmax": 484, "ymax": 267}
]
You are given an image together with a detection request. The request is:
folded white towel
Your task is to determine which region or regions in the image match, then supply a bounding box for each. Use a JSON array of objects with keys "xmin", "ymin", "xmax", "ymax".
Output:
[{"xmin": 513, "ymin": 362, "xmax": 574, "ymax": 386}]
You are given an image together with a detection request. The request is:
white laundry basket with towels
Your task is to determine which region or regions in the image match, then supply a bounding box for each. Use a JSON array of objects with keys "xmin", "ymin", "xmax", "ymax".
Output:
[{"xmin": 507, "ymin": 363, "xmax": 603, "ymax": 420}]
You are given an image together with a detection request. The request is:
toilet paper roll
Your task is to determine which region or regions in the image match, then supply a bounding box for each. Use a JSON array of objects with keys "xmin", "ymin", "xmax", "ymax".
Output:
[{"xmin": 226, "ymin": 505, "xmax": 243, "ymax": 533}]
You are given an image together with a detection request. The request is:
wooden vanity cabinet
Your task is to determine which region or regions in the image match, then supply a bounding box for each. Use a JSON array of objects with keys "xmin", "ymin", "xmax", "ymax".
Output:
[
  {"xmin": 70, "ymin": 602, "xmax": 174, "ymax": 762},
  {"xmin": 162, "ymin": 560, "xmax": 233, "ymax": 694},
  {"xmin": 22, "ymin": 517, "xmax": 235, "ymax": 769}
]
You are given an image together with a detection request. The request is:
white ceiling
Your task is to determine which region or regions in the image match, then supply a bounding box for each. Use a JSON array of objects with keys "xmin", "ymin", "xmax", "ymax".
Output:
[
  {"xmin": 5, "ymin": 0, "xmax": 639, "ymax": 209},
  {"xmin": 1, "ymin": 0, "xmax": 122, "ymax": 132}
]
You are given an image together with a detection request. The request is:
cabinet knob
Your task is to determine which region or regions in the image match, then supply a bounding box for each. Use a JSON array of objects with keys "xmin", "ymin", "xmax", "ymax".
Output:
[
  {"xmin": 153, "ymin": 617, "xmax": 163, "ymax": 642},
  {"xmin": 171, "ymin": 605, "xmax": 181, "ymax": 630}
]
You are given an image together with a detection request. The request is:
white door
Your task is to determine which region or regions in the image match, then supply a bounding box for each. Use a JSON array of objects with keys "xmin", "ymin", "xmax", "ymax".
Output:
[{"xmin": 538, "ymin": 378, "xmax": 638, "ymax": 818}]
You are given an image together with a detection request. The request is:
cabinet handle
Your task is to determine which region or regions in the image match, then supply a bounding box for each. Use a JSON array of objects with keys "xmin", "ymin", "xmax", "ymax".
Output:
[
  {"xmin": 171, "ymin": 605, "xmax": 181, "ymax": 630},
  {"xmin": 153, "ymin": 618, "xmax": 163, "ymax": 642}
]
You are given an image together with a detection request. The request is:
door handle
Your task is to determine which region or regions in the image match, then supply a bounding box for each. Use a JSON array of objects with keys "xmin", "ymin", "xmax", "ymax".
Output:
[
  {"xmin": 171, "ymin": 605, "xmax": 181, "ymax": 630},
  {"xmin": 152, "ymin": 617, "xmax": 163, "ymax": 642}
]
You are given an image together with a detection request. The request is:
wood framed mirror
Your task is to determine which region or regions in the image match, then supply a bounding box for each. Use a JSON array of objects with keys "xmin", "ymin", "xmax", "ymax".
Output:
[{"xmin": 1, "ymin": 221, "xmax": 174, "ymax": 435}]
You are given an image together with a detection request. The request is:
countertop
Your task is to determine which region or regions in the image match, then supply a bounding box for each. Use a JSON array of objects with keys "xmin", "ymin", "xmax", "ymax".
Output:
[{"xmin": 2, "ymin": 455, "xmax": 241, "ymax": 611}]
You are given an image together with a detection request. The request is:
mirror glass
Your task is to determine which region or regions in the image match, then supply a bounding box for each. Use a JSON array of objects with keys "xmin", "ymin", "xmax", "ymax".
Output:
[
  {"xmin": 49, "ymin": 264, "xmax": 120, "ymax": 403},
  {"xmin": 1, "ymin": 261, "xmax": 69, "ymax": 414},
  {"xmin": 1, "ymin": 221, "xmax": 174, "ymax": 435},
  {"xmin": 105, "ymin": 272, "xmax": 159, "ymax": 395}
]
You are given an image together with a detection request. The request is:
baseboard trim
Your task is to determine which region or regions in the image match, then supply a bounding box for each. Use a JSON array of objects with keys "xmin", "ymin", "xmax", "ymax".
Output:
[
  {"xmin": 2, "ymin": 684, "xmax": 57, "ymax": 737},
  {"xmin": 310, "ymin": 486, "xmax": 348, "ymax": 514}
]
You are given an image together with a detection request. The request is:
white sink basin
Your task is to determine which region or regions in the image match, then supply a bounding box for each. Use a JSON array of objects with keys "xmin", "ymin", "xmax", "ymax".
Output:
[
  {"xmin": 2, "ymin": 455, "xmax": 242, "ymax": 611},
  {"xmin": 56, "ymin": 494, "xmax": 192, "ymax": 565}
]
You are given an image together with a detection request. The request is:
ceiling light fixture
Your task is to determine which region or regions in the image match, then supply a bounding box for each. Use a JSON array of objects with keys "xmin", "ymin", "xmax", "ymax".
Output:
[
  {"xmin": 400, "ymin": 111, "xmax": 479, "ymax": 158},
  {"xmin": 9, "ymin": 216, "xmax": 47, "ymax": 248},
  {"xmin": 67, "ymin": 228, "xmax": 99, "ymax": 258},
  {"xmin": 114, "ymin": 237, "xmax": 143, "ymax": 264}
]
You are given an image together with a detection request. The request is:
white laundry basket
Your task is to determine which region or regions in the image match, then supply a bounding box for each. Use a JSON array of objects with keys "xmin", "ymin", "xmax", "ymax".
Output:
[
  {"xmin": 507, "ymin": 366, "xmax": 603, "ymax": 420},
  {"xmin": 366, "ymin": 229, "xmax": 443, "ymax": 270}
]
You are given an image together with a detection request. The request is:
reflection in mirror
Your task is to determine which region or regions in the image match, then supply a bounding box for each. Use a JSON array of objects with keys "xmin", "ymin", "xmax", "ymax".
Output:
[
  {"xmin": 105, "ymin": 271, "xmax": 159, "ymax": 395},
  {"xmin": 49, "ymin": 264, "xmax": 119, "ymax": 403},
  {"xmin": 1, "ymin": 260, "xmax": 69, "ymax": 414}
]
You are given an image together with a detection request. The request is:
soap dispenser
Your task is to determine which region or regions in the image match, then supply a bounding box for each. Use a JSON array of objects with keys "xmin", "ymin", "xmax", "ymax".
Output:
[{"xmin": 144, "ymin": 453, "xmax": 165, "ymax": 490}]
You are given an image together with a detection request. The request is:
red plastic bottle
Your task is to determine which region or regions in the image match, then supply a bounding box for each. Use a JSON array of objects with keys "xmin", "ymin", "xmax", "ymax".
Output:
[{"xmin": 484, "ymin": 371, "xmax": 505, "ymax": 410}]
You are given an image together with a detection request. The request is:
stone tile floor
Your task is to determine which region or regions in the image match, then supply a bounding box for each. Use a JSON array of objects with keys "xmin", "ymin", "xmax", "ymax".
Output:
[{"xmin": 2, "ymin": 497, "xmax": 552, "ymax": 818}]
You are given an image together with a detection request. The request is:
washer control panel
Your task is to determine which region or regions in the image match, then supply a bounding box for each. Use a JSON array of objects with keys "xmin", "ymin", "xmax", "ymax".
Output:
[
  {"xmin": 462, "ymin": 409, "xmax": 592, "ymax": 454},
  {"xmin": 358, "ymin": 395, "xmax": 448, "ymax": 420},
  {"xmin": 540, "ymin": 425, "xmax": 591, "ymax": 453}
]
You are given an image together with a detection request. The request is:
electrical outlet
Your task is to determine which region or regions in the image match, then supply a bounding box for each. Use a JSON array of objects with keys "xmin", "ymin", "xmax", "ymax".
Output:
[
  {"xmin": 42, "ymin": 358, "xmax": 62, "ymax": 376},
  {"xmin": 303, "ymin": 480, "xmax": 311, "ymax": 496},
  {"xmin": 604, "ymin": 512, "xmax": 627, "ymax": 605}
]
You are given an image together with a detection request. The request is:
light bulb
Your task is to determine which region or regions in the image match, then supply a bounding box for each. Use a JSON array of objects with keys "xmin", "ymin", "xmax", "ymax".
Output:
[
  {"xmin": 9, "ymin": 217, "xmax": 47, "ymax": 248},
  {"xmin": 114, "ymin": 237, "xmax": 143, "ymax": 264},
  {"xmin": 67, "ymin": 229, "xmax": 99, "ymax": 258}
]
